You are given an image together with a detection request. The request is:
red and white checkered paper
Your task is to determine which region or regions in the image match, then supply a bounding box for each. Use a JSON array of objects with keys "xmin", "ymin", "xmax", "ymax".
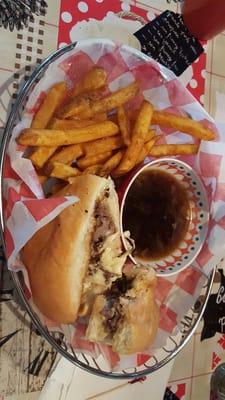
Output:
[{"xmin": 3, "ymin": 39, "xmax": 225, "ymax": 370}]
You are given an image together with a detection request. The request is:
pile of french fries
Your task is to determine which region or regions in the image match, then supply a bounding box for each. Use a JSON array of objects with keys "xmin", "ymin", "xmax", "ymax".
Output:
[{"xmin": 16, "ymin": 66, "xmax": 215, "ymax": 189}]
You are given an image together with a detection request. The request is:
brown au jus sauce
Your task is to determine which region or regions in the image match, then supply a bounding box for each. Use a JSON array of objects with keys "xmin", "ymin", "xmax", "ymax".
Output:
[{"xmin": 123, "ymin": 168, "xmax": 190, "ymax": 261}]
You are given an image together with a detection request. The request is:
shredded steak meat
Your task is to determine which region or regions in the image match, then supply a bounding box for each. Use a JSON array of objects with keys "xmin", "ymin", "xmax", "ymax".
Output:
[
  {"xmin": 93, "ymin": 202, "xmax": 115, "ymax": 251},
  {"xmin": 103, "ymin": 275, "xmax": 133, "ymax": 333},
  {"xmin": 88, "ymin": 199, "xmax": 116, "ymax": 276},
  {"xmin": 103, "ymin": 302, "xmax": 122, "ymax": 333}
]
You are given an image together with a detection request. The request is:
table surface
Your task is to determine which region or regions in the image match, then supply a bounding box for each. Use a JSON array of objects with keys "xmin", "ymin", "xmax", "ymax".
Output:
[{"xmin": 0, "ymin": 1, "xmax": 225, "ymax": 399}]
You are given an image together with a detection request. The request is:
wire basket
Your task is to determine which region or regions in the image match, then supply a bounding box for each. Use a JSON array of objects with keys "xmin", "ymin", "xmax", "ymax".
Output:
[{"xmin": 0, "ymin": 42, "xmax": 216, "ymax": 379}]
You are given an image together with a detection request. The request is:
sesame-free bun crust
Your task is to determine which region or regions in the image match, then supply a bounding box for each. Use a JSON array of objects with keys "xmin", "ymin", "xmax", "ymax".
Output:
[{"xmin": 21, "ymin": 175, "xmax": 118, "ymax": 324}]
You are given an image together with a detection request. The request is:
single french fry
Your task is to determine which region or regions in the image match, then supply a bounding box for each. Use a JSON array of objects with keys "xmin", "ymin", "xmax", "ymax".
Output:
[
  {"xmin": 70, "ymin": 67, "xmax": 107, "ymax": 97},
  {"xmin": 29, "ymin": 82, "xmax": 67, "ymax": 167},
  {"xmin": 82, "ymin": 164, "xmax": 102, "ymax": 175},
  {"xmin": 31, "ymin": 82, "xmax": 67, "ymax": 129},
  {"xmin": 57, "ymin": 90, "xmax": 104, "ymax": 119},
  {"xmin": 57, "ymin": 96, "xmax": 90, "ymax": 119},
  {"xmin": 82, "ymin": 135, "xmax": 123, "ymax": 157},
  {"xmin": 99, "ymin": 150, "xmax": 124, "ymax": 177},
  {"xmin": 48, "ymin": 144, "xmax": 83, "ymax": 165},
  {"xmin": 81, "ymin": 89, "xmax": 104, "ymax": 102},
  {"xmin": 60, "ymin": 81, "xmax": 139, "ymax": 119},
  {"xmin": 17, "ymin": 121, "xmax": 119, "ymax": 147},
  {"xmin": 133, "ymin": 101, "xmax": 154, "ymax": 141},
  {"xmin": 77, "ymin": 151, "xmax": 113, "ymax": 170},
  {"xmin": 38, "ymin": 174, "xmax": 47, "ymax": 185},
  {"xmin": 50, "ymin": 162, "xmax": 81, "ymax": 180},
  {"xmin": 149, "ymin": 143, "xmax": 199, "ymax": 157},
  {"xmin": 30, "ymin": 146, "xmax": 57, "ymax": 169},
  {"xmin": 117, "ymin": 105, "xmax": 130, "ymax": 146},
  {"xmin": 113, "ymin": 101, "xmax": 154, "ymax": 177},
  {"xmin": 152, "ymin": 111, "xmax": 215, "ymax": 141}
]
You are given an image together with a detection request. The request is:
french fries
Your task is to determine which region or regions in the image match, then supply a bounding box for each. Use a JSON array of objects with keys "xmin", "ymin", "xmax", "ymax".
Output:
[
  {"xmin": 70, "ymin": 67, "xmax": 107, "ymax": 97},
  {"xmin": 133, "ymin": 102, "xmax": 154, "ymax": 141},
  {"xmin": 48, "ymin": 144, "xmax": 83, "ymax": 165},
  {"xmin": 50, "ymin": 162, "xmax": 81, "ymax": 180},
  {"xmin": 135, "ymin": 137, "xmax": 159, "ymax": 165},
  {"xmin": 91, "ymin": 112, "xmax": 107, "ymax": 122},
  {"xmin": 99, "ymin": 151, "xmax": 124, "ymax": 177},
  {"xmin": 30, "ymin": 146, "xmax": 57, "ymax": 169},
  {"xmin": 77, "ymin": 151, "xmax": 113, "ymax": 170},
  {"xmin": 29, "ymin": 82, "xmax": 68, "ymax": 167},
  {"xmin": 50, "ymin": 116, "xmax": 106, "ymax": 130},
  {"xmin": 82, "ymin": 165, "xmax": 102, "ymax": 175},
  {"xmin": 149, "ymin": 143, "xmax": 199, "ymax": 157},
  {"xmin": 22, "ymin": 65, "xmax": 216, "ymax": 189},
  {"xmin": 113, "ymin": 100, "xmax": 154, "ymax": 177},
  {"xmin": 57, "ymin": 90, "xmax": 104, "ymax": 120},
  {"xmin": 117, "ymin": 105, "xmax": 130, "ymax": 146},
  {"xmin": 31, "ymin": 82, "xmax": 67, "ymax": 129},
  {"xmin": 152, "ymin": 111, "xmax": 215, "ymax": 141},
  {"xmin": 60, "ymin": 81, "xmax": 139, "ymax": 119},
  {"xmin": 17, "ymin": 121, "xmax": 119, "ymax": 147},
  {"xmin": 70, "ymin": 112, "xmax": 107, "ymax": 123},
  {"xmin": 146, "ymin": 130, "xmax": 157, "ymax": 142},
  {"xmin": 82, "ymin": 135, "xmax": 123, "ymax": 157}
]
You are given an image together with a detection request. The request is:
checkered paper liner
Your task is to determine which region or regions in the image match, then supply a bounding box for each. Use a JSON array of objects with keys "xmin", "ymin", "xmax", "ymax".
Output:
[{"xmin": 3, "ymin": 39, "xmax": 225, "ymax": 371}]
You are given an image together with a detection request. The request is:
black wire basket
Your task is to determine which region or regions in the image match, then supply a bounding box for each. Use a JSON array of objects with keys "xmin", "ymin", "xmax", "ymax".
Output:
[{"xmin": 0, "ymin": 42, "xmax": 216, "ymax": 379}]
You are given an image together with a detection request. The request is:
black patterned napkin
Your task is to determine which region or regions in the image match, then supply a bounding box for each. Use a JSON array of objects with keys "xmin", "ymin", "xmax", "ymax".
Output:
[{"xmin": 134, "ymin": 10, "xmax": 204, "ymax": 76}]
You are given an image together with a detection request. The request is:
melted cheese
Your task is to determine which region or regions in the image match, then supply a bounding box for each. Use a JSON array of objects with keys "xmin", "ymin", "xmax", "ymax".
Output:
[
  {"xmin": 100, "ymin": 233, "xmax": 126, "ymax": 274},
  {"xmin": 82, "ymin": 233, "xmax": 127, "ymax": 307}
]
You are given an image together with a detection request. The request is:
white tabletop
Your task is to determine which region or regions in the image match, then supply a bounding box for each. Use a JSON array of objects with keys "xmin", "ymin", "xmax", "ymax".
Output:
[{"xmin": 38, "ymin": 356, "xmax": 174, "ymax": 400}]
